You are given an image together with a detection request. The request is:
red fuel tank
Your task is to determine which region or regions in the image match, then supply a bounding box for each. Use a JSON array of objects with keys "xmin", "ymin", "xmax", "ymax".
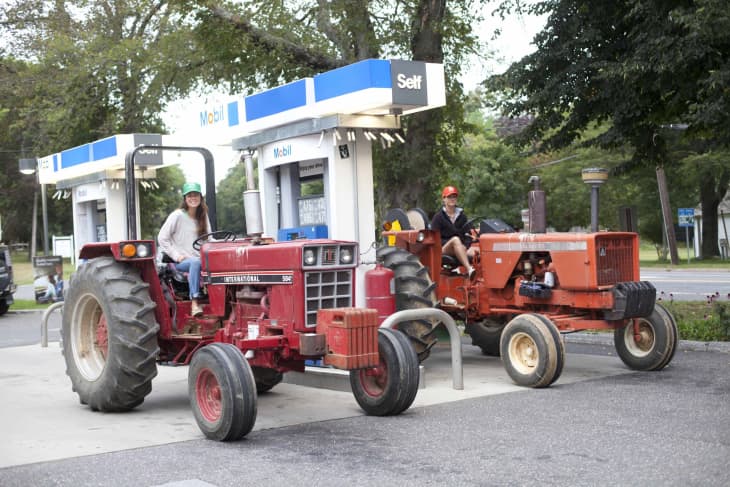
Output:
[{"xmin": 365, "ymin": 264, "xmax": 395, "ymax": 324}]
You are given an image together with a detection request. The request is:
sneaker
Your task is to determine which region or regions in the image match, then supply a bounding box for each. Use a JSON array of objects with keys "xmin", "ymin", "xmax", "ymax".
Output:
[
  {"xmin": 191, "ymin": 303, "xmax": 203, "ymax": 317},
  {"xmin": 468, "ymin": 267, "xmax": 477, "ymax": 280}
]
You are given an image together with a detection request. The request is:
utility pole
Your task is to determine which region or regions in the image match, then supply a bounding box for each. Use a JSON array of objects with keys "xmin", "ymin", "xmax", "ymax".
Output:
[{"xmin": 656, "ymin": 165, "xmax": 679, "ymax": 265}]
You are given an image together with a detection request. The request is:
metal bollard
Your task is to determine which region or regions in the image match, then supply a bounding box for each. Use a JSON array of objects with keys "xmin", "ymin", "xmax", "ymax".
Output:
[
  {"xmin": 41, "ymin": 301, "xmax": 64, "ymax": 348},
  {"xmin": 380, "ymin": 308, "xmax": 464, "ymax": 390}
]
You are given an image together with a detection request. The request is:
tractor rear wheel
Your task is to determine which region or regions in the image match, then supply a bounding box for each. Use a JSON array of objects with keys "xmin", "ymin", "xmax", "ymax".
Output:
[
  {"xmin": 350, "ymin": 328, "xmax": 420, "ymax": 416},
  {"xmin": 61, "ymin": 257, "xmax": 159, "ymax": 411},
  {"xmin": 614, "ymin": 303, "xmax": 678, "ymax": 371},
  {"xmin": 252, "ymin": 366, "xmax": 283, "ymax": 393},
  {"xmin": 465, "ymin": 319, "xmax": 505, "ymax": 356},
  {"xmin": 500, "ymin": 314, "xmax": 560, "ymax": 388},
  {"xmin": 376, "ymin": 246, "xmax": 438, "ymax": 361},
  {"xmin": 189, "ymin": 343, "xmax": 257, "ymax": 441}
]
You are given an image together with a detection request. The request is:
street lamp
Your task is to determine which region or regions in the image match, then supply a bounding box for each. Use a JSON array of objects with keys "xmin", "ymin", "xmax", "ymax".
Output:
[
  {"xmin": 581, "ymin": 167, "xmax": 609, "ymax": 233},
  {"xmin": 18, "ymin": 158, "xmax": 50, "ymax": 255}
]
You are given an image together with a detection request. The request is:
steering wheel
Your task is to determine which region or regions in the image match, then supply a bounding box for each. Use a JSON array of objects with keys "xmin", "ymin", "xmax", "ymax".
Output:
[
  {"xmin": 460, "ymin": 216, "xmax": 485, "ymax": 245},
  {"xmin": 193, "ymin": 230, "xmax": 236, "ymax": 251}
]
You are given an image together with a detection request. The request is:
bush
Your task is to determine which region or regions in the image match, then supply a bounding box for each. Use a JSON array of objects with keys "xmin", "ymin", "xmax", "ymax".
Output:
[{"xmin": 663, "ymin": 301, "xmax": 730, "ymax": 342}]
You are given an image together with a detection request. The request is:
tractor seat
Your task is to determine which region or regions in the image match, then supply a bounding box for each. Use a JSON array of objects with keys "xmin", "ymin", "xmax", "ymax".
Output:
[
  {"xmin": 441, "ymin": 253, "xmax": 473, "ymax": 270},
  {"xmin": 160, "ymin": 253, "xmax": 189, "ymax": 284}
]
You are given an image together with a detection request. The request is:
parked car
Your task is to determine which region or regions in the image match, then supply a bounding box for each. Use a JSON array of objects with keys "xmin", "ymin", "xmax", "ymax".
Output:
[{"xmin": 0, "ymin": 245, "xmax": 16, "ymax": 315}]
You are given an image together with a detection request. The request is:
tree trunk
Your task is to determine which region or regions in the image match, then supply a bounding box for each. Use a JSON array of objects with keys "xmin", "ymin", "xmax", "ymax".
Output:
[
  {"xmin": 656, "ymin": 165, "xmax": 679, "ymax": 265},
  {"xmin": 700, "ymin": 179, "xmax": 721, "ymax": 258},
  {"xmin": 379, "ymin": 0, "xmax": 447, "ymax": 211}
]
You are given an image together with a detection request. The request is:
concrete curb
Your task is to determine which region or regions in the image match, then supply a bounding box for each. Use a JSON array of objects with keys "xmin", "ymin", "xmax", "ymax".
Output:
[{"xmin": 563, "ymin": 332, "xmax": 730, "ymax": 354}]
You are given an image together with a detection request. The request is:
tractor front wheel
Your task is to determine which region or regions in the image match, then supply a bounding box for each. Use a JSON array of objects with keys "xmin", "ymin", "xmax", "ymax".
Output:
[
  {"xmin": 61, "ymin": 257, "xmax": 159, "ymax": 411},
  {"xmin": 189, "ymin": 343, "xmax": 257, "ymax": 441},
  {"xmin": 350, "ymin": 328, "xmax": 420, "ymax": 416},
  {"xmin": 614, "ymin": 303, "xmax": 678, "ymax": 371},
  {"xmin": 500, "ymin": 314, "xmax": 561, "ymax": 388}
]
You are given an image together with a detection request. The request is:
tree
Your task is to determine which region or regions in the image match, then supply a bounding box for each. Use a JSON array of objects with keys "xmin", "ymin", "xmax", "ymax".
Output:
[
  {"xmin": 447, "ymin": 91, "xmax": 533, "ymax": 227},
  {"xmin": 487, "ymin": 0, "xmax": 730, "ymax": 257},
  {"xmin": 215, "ymin": 162, "xmax": 249, "ymax": 234},
  {"xmin": 1, "ymin": 1, "xmax": 201, "ymax": 241},
  {"xmin": 186, "ymin": 0, "xmax": 487, "ymax": 212}
]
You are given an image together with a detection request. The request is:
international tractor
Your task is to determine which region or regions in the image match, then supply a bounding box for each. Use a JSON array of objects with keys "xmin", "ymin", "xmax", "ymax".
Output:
[
  {"xmin": 60, "ymin": 146, "xmax": 420, "ymax": 441},
  {"xmin": 379, "ymin": 179, "xmax": 677, "ymax": 388}
]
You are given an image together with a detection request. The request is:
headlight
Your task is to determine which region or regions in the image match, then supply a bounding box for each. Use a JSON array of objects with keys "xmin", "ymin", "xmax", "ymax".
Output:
[
  {"xmin": 136, "ymin": 244, "xmax": 150, "ymax": 258},
  {"xmin": 340, "ymin": 247, "xmax": 353, "ymax": 264},
  {"xmin": 303, "ymin": 248, "xmax": 317, "ymax": 266}
]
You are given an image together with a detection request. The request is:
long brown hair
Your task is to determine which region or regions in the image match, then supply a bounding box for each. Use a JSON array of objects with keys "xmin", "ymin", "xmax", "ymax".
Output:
[{"xmin": 179, "ymin": 194, "xmax": 209, "ymax": 237}]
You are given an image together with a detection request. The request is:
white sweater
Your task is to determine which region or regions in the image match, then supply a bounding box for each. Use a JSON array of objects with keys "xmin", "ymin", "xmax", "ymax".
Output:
[{"xmin": 157, "ymin": 209, "xmax": 211, "ymax": 262}]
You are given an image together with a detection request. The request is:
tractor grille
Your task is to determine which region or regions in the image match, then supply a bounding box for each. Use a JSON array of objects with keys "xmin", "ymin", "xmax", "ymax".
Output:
[
  {"xmin": 595, "ymin": 236, "xmax": 635, "ymax": 286},
  {"xmin": 322, "ymin": 246, "xmax": 337, "ymax": 265},
  {"xmin": 304, "ymin": 270, "xmax": 353, "ymax": 327}
]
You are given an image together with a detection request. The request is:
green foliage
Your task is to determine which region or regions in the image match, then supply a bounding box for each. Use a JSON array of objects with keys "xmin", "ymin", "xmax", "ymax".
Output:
[
  {"xmin": 188, "ymin": 0, "xmax": 488, "ymax": 212},
  {"xmin": 663, "ymin": 300, "xmax": 730, "ymax": 342},
  {"xmin": 139, "ymin": 166, "xmax": 187, "ymax": 240},
  {"xmin": 215, "ymin": 162, "xmax": 248, "ymax": 234},
  {"xmin": 487, "ymin": 0, "xmax": 730, "ymax": 255},
  {"xmin": 0, "ymin": 1, "xmax": 203, "ymax": 244},
  {"xmin": 447, "ymin": 110, "xmax": 531, "ymax": 226}
]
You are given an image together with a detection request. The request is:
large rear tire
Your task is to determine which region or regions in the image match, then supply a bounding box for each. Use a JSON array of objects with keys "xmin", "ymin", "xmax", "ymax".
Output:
[
  {"xmin": 500, "ymin": 314, "xmax": 560, "ymax": 388},
  {"xmin": 376, "ymin": 246, "xmax": 438, "ymax": 361},
  {"xmin": 61, "ymin": 257, "xmax": 159, "ymax": 411},
  {"xmin": 350, "ymin": 328, "xmax": 420, "ymax": 416},
  {"xmin": 465, "ymin": 319, "xmax": 505, "ymax": 357},
  {"xmin": 614, "ymin": 303, "xmax": 678, "ymax": 371},
  {"xmin": 189, "ymin": 343, "xmax": 257, "ymax": 441},
  {"xmin": 251, "ymin": 366, "xmax": 283, "ymax": 393}
]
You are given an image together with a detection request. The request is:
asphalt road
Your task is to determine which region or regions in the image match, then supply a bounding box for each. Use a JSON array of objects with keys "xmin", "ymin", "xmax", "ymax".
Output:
[
  {"xmin": 641, "ymin": 268, "xmax": 730, "ymax": 302},
  {"xmin": 0, "ymin": 336, "xmax": 728, "ymax": 486}
]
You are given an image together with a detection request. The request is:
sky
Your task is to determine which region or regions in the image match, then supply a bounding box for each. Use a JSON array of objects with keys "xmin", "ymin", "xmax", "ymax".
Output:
[{"xmin": 162, "ymin": 9, "xmax": 547, "ymax": 186}]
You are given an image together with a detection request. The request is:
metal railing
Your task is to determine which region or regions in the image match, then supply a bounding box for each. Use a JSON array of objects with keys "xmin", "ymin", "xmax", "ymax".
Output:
[
  {"xmin": 379, "ymin": 308, "xmax": 463, "ymax": 390},
  {"xmin": 41, "ymin": 301, "xmax": 63, "ymax": 348}
]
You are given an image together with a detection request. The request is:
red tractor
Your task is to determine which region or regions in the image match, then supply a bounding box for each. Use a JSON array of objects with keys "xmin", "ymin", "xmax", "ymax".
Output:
[
  {"xmin": 60, "ymin": 146, "xmax": 420, "ymax": 441},
  {"xmin": 379, "ymin": 183, "xmax": 677, "ymax": 388}
]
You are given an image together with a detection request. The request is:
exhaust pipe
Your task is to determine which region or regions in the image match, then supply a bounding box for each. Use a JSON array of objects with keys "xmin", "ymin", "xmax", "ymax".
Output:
[
  {"xmin": 527, "ymin": 175, "xmax": 546, "ymax": 233},
  {"xmin": 241, "ymin": 150, "xmax": 264, "ymax": 237}
]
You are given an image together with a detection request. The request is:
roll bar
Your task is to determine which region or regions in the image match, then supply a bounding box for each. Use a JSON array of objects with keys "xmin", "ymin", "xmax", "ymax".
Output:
[{"xmin": 124, "ymin": 145, "xmax": 217, "ymax": 239}]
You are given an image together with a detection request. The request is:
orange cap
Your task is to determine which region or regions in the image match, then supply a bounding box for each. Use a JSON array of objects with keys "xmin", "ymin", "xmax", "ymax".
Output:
[{"xmin": 442, "ymin": 185, "xmax": 458, "ymax": 198}]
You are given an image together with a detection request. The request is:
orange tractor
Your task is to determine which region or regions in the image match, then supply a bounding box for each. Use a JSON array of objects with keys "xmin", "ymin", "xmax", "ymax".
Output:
[{"xmin": 379, "ymin": 183, "xmax": 677, "ymax": 388}]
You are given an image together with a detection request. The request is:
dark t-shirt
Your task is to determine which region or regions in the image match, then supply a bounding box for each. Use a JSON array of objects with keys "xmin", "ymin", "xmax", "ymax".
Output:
[{"xmin": 431, "ymin": 207, "xmax": 472, "ymax": 246}]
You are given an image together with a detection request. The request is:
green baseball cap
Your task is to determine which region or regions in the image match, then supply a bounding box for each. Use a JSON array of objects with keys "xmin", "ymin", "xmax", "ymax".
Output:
[{"xmin": 182, "ymin": 182, "xmax": 202, "ymax": 196}]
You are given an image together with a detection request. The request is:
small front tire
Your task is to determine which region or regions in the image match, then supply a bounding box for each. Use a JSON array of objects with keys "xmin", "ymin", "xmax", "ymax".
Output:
[
  {"xmin": 350, "ymin": 328, "xmax": 420, "ymax": 416},
  {"xmin": 189, "ymin": 343, "xmax": 257, "ymax": 441},
  {"xmin": 614, "ymin": 303, "xmax": 678, "ymax": 371}
]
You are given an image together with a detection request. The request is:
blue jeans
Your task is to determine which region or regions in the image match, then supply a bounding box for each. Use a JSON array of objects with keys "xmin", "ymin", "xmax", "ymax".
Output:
[{"xmin": 175, "ymin": 257, "xmax": 201, "ymax": 300}]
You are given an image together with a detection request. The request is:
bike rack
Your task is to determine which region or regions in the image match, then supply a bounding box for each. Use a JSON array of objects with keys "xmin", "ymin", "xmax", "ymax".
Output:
[
  {"xmin": 41, "ymin": 301, "xmax": 64, "ymax": 348},
  {"xmin": 380, "ymin": 308, "xmax": 464, "ymax": 390}
]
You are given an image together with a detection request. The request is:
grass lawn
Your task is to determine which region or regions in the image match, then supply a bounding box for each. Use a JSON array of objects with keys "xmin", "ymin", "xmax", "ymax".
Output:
[{"xmin": 639, "ymin": 241, "xmax": 730, "ymax": 269}]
